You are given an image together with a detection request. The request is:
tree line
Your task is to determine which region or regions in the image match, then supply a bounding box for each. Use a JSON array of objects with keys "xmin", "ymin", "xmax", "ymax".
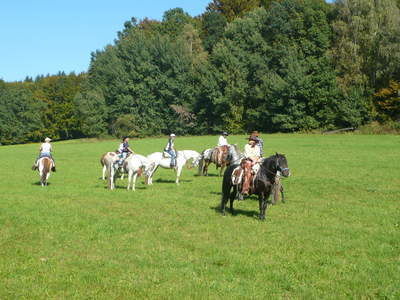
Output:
[{"xmin": 1, "ymin": 0, "xmax": 400, "ymax": 144}]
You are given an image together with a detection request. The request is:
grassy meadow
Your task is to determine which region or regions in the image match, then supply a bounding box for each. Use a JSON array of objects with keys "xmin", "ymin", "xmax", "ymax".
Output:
[{"xmin": 0, "ymin": 134, "xmax": 399, "ymax": 298}]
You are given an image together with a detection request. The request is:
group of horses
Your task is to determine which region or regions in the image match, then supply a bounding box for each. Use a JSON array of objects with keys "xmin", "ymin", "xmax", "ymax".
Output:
[{"xmin": 35, "ymin": 143, "xmax": 290, "ymax": 220}]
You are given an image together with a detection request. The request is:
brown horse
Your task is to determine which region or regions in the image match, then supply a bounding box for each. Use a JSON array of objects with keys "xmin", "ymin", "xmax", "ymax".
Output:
[
  {"xmin": 198, "ymin": 145, "xmax": 234, "ymax": 176},
  {"xmin": 38, "ymin": 157, "xmax": 54, "ymax": 186}
]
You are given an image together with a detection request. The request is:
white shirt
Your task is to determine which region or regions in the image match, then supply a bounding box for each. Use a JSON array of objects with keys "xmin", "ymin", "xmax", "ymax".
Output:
[
  {"xmin": 244, "ymin": 144, "xmax": 260, "ymax": 159},
  {"xmin": 218, "ymin": 136, "xmax": 228, "ymax": 146},
  {"xmin": 40, "ymin": 142, "xmax": 52, "ymax": 153}
]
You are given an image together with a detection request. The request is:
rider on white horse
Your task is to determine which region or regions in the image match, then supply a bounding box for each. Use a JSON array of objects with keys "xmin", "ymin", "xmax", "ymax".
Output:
[
  {"xmin": 32, "ymin": 137, "xmax": 56, "ymax": 172},
  {"xmin": 117, "ymin": 137, "xmax": 134, "ymax": 166},
  {"xmin": 164, "ymin": 133, "xmax": 177, "ymax": 167}
]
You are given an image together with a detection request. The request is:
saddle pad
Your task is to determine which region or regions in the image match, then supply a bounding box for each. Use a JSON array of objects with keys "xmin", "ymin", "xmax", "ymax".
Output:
[{"xmin": 231, "ymin": 166, "xmax": 243, "ymax": 185}]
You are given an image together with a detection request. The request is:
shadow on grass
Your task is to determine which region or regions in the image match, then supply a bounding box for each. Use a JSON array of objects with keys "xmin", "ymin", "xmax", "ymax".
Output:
[
  {"xmin": 210, "ymin": 191, "xmax": 221, "ymax": 195},
  {"xmin": 210, "ymin": 205, "xmax": 258, "ymax": 219},
  {"xmin": 154, "ymin": 178, "xmax": 192, "ymax": 184},
  {"xmin": 194, "ymin": 173, "xmax": 221, "ymax": 177},
  {"xmin": 102, "ymin": 185, "xmax": 147, "ymax": 190},
  {"xmin": 32, "ymin": 181, "xmax": 51, "ymax": 186}
]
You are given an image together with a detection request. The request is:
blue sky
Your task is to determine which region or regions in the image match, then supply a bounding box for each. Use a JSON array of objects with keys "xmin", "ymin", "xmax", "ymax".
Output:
[{"xmin": 0, "ymin": 0, "xmax": 210, "ymax": 82}]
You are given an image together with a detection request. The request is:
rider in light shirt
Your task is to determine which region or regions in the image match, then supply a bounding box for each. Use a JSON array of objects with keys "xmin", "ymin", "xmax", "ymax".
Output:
[
  {"xmin": 32, "ymin": 137, "xmax": 56, "ymax": 171},
  {"xmin": 218, "ymin": 131, "xmax": 229, "ymax": 146},
  {"xmin": 164, "ymin": 133, "xmax": 177, "ymax": 167}
]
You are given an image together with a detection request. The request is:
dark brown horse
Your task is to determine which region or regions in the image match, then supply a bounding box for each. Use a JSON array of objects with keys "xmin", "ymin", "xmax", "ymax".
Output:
[{"xmin": 220, "ymin": 153, "xmax": 290, "ymax": 220}]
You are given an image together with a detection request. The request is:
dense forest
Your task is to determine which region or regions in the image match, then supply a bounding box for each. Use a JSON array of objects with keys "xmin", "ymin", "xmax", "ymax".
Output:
[{"xmin": 1, "ymin": 0, "xmax": 400, "ymax": 144}]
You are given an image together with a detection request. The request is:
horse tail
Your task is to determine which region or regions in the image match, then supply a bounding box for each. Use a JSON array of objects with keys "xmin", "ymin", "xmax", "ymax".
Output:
[
  {"xmin": 100, "ymin": 153, "xmax": 106, "ymax": 166},
  {"xmin": 41, "ymin": 158, "xmax": 51, "ymax": 184}
]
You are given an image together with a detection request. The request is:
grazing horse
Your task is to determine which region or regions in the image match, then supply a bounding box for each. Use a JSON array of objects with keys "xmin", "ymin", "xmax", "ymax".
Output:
[
  {"xmin": 146, "ymin": 150, "xmax": 201, "ymax": 185},
  {"xmin": 38, "ymin": 157, "xmax": 54, "ymax": 186},
  {"xmin": 198, "ymin": 144, "xmax": 243, "ymax": 176},
  {"xmin": 104, "ymin": 152, "xmax": 149, "ymax": 190},
  {"xmin": 220, "ymin": 153, "xmax": 290, "ymax": 220},
  {"xmin": 124, "ymin": 154, "xmax": 151, "ymax": 191}
]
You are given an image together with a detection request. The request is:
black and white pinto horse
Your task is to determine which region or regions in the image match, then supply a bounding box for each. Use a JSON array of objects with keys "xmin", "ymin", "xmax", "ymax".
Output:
[
  {"xmin": 221, "ymin": 153, "xmax": 290, "ymax": 220},
  {"xmin": 198, "ymin": 144, "xmax": 244, "ymax": 176}
]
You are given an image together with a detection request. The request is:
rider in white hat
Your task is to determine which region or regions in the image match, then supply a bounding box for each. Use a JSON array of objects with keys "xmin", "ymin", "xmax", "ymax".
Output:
[
  {"xmin": 32, "ymin": 137, "xmax": 56, "ymax": 171},
  {"xmin": 164, "ymin": 134, "xmax": 177, "ymax": 167}
]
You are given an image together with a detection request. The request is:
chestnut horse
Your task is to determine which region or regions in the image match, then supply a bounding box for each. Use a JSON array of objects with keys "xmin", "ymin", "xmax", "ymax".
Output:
[{"xmin": 38, "ymin": 157, "xmax": 54, "ymax": 186}]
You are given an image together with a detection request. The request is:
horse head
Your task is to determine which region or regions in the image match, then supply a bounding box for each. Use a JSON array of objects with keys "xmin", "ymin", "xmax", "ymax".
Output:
[{"xmin": 275, "ymin": 153, "xmax": 290, "ymax": 177}]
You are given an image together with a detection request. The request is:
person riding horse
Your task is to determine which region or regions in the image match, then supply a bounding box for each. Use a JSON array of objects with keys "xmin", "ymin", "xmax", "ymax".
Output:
[
  {"xmin": 164, "ymin": 133, "xmax": 177, "ymax": 167},
  {"xmin": 117, "ymin": 137, "xmax": 134, "ymax": 166},
  {"xmin": 215, "ymin": 131, "xmax": 229, "ymax": 167},
  {"xmin": 250, "ymin": 131, "xmax": 264, "ymax": 157},
  {"xmin": 231, "ymin": 136, "xmax": 261, "ymax": 195},
  {"xmin": 32, "ymin": 137, "xmax": 56, "ymax": 172}
]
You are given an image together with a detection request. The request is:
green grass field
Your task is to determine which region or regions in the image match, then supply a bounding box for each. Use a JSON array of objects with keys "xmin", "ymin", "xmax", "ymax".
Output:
[{"xmin": 0, "ymin": 134, "xmax": 399, "ymax": 298}]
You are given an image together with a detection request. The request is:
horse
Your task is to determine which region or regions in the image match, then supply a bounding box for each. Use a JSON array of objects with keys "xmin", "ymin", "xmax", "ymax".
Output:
[
  {"xmin": 124, "ymin": 154, "xmax": 151, "ymax": 191},
  {"xmin": 104, "ymin": 152, "xmax": 149, "ymax": 190},
  {"xmin": 38, "ymin": 157, "xmax": 54, "ymax": 186},
  {"xmin": 100, "ymin": 152, "xmax": 125, "ymax": 180},
  {"xmin": 220, "ymin": 153, "xmax": 290, "ymax": 220},
  {"xmin": 198, "ymin": 144, "xmax": 243, "ymax": 176},
  {"xmin": 146, "ymin": 150, "xmax": 202, "ymax": 185}
]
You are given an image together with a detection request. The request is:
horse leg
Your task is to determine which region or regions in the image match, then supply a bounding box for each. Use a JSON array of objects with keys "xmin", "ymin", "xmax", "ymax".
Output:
[
  {"xmin": 281, "ymin": 185, "xmax": 285, "ymax": 203},
  {"xmin": 229, "ymin": 185, "xmax": 236, "ymax": 214},
  {"xmin": 176, "ymin": 166, "xmax": 182, "ymax": 185},
  {"xmin": 204, "ymin": 161, "xmax": 209, "ymax": 176},
  {"xmin": 127, "ymin": 170, "xmax": 132, "ymax": 190},
  {"xmin": 259, "ymin": 193, "xmax": 267, "ymax": 220},
  {"xmin": 220, "ymin": 193, "xmax": 229, "ymax": 216},
  {"xmin": 132, "ymin": 173, "xmax": 138, "ymax": 191}
]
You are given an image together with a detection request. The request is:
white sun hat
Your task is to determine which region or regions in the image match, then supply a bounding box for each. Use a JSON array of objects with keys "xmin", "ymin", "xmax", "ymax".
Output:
[
  {"xmin": 170, "ymin": 133, "xmax": 176, "ymax": 137},
  {"xmin": 44, "ymin": 137, "xmax": 52, "ymax": 142}
]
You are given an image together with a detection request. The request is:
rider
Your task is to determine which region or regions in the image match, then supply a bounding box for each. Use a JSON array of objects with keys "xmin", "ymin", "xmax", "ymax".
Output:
[
  {"xmin": 250, "ymin": 131, "xmax": 264, "ymax": 157},
  {"xmin": 164, "ymin": 133, "xmax": 177, "ymax": 167},
  {"xmin": 218, "ymin": 131, "xmax": 229, "ymax": 147},
  {"xmin": 32, "ymin": 137, "xmax": 56, "ymax": 171},
  {"xmin": 244, "ymin": 136, "xmax": 261, "ymax": 173},
  {"xmin": 216, "ymin": 131, "xmax": 229, "ymax": 166},
  {"xmin": 117, "ymin": 137, "xmax": 134, "ymax": 166}
]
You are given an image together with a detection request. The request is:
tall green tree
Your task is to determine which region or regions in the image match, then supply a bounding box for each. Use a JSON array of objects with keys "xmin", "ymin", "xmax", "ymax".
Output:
[{"xmin": 0, "ymin": 82, "xmax": 45, "ymax": 144}]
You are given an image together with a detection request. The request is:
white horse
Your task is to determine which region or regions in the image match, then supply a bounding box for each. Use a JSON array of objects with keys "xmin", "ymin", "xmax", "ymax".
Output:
[
  {"xmin": 124, "ymin": 154, "xmax": 151, "ymax": 191},
  {"xmin": 104, "ymin": 152, "xmax": 150, "ymax": 190},
  {"xmin": 146, "ymin": 150, "xmax": 201, "ymax": 185},
  {"xmin": 38, "ymin": 157, "xmax": 54, "ymax": 186}
]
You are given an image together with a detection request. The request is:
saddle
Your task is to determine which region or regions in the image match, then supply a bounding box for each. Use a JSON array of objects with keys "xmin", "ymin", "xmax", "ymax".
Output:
[{"xmin": 231, "ymin": 158, "xmax": 257, "ymax": 195}]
